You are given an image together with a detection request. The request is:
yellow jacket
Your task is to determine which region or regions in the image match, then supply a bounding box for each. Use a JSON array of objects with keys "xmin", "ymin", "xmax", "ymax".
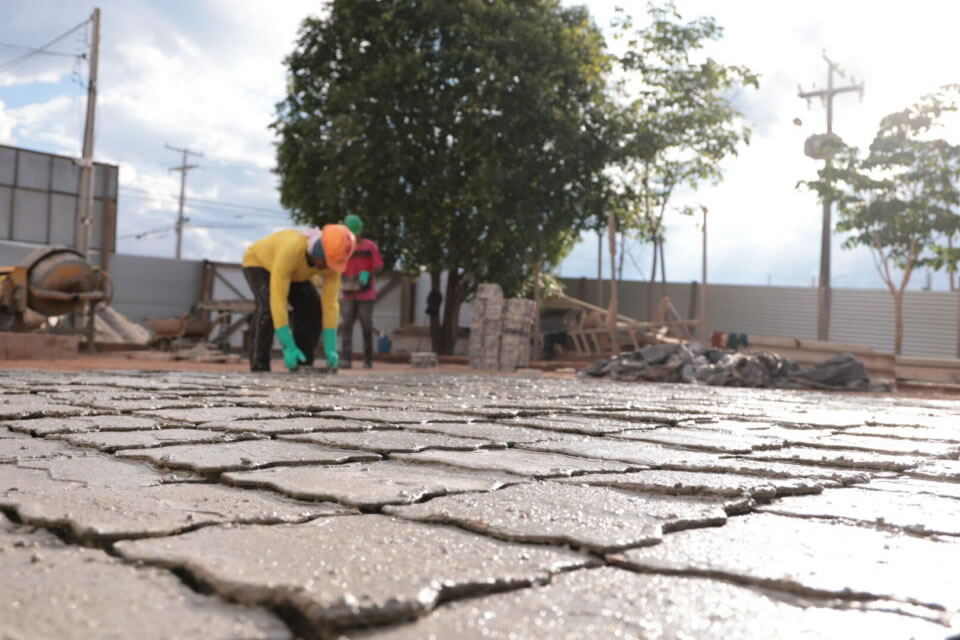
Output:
[{"xmin": 242, "ymin": 229, "xmax": 340, "ymax": 330}]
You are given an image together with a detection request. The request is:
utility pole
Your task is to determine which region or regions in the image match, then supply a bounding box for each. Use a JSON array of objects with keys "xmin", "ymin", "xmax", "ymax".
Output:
[
  {"xmin": 699, "ymin": 206, "xmax": 708, "ymax": 344},
  {"xmin": 166, "ymin": 144, "xmax": 202, "ymax": 259},
  {"xmin": 75, "ymin": 7, "xmax": 100, "ymax": 260},
  {"xmin": 798, "ymin": 51, "xmax": 863, "ymax": 341}
]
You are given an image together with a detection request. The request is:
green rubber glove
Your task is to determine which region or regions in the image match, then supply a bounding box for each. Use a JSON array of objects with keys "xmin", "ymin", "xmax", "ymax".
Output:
[
  {"xmin": 322, "ymin": 327, "xmax": 339, "ymax": 369},
  {"xmin": 275, "ymin": 325, "xmax": 306, "ymax": 371},
  {"xmin": 358, "ymin": 270, "xmax": 370, "ymax": 286}
]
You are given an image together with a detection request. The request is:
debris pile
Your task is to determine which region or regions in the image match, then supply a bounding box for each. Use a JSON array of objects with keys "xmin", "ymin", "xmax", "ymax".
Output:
[
  {"xmin": 469, "ymin": 283, "xmax": 536, "ymax": 371},
  {"xmin": 94, "ymin": 306, "xmax": 152, "ymax": 345},
  {"xmin": 580, "ymin": 343, "xmax": 882, "ymax": 391}
]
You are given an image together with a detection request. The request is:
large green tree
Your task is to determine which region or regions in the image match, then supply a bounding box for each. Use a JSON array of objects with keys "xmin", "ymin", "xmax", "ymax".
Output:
[
  {"xmin": 609, "ymin": 3, "xmax": 757, "ymax": 318},
  {"xmin": 803, "ymin": 88, "xmax": 960, "ymax": 355},
  {"xmin": 272, "ymin": 0, "xmax": 614, "ymax": 353}
]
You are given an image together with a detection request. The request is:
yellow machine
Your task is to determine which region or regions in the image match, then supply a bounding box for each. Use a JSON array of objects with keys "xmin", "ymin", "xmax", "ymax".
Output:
[{"xmin": 0, "ymin": 246, "xmax": 111, "ymax": 332}]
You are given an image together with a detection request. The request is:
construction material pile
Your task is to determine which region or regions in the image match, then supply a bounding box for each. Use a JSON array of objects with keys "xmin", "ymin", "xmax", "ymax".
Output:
[
  {"xmin": 469, "ymin": 283, "xmax": 536, "ymax": 371},
  {"xmin": 93, "ymin": 306, "xmax": 152, "ymax": 345},
  {"xmin": 580, "ymin": 343, "xmax": 883, "ymax": 391}
]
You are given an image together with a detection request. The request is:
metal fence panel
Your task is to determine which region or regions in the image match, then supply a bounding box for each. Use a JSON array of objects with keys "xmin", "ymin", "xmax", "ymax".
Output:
[
  {"xmin": 108, "ymin": 254, "xmax": 203, "ymax": 323},
  {"xmin": 0, "ymin": 144, "xmax": 118, "ymax": 254},
  {"xmin": 0, "ymin": 187, "xmax": 10, "ymax": 239}
]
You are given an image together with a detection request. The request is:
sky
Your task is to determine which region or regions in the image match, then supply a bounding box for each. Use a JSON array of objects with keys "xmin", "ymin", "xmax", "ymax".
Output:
[{"xmin": 2, "ymin": 0, "xmax": 960, "ymax": 291}]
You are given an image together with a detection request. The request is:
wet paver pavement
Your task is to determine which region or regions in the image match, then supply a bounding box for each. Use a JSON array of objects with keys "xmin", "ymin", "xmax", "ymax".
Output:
[{"xmin": 1, "ymin": 369, "xmax": 958, "ymax": 638}]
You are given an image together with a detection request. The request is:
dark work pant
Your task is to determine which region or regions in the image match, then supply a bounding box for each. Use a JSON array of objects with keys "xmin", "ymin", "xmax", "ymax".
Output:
[
  {"xmin": 243, "ymin": 267, "xmax": 322, "ymax": 372},
  {"xmin": 341, "ymin": 298, "xmax": 374, "ymax": 366}
]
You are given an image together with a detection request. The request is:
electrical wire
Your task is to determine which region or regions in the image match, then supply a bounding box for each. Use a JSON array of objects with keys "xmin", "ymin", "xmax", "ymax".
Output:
[
  {"xmin": 0, "ymin": 18, "xmax": 90, "ymax": 74},
  {"xmin": 118, "ymin": 186, "xmax": 292, "ymax": 220},
  {"xmin": 0, "ymin": 41, "xmax": 80, "ymax": 58}
]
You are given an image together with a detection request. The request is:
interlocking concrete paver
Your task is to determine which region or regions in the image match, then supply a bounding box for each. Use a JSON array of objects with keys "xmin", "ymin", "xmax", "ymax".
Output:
[
  {"xmin": 1, "ymin": 459, "xmax": 351, "ymax": 541},
  {"xmin": 402, "ymin": 421, "xmax": 564, "ymax": 445},
  {"xmin": 0, "ymin": 395, "xmax": 93, "ymax": 419},
  {"xmin": 559, "ymin": 469, "xmax": 831, "ymax": 499},
  {"xmin": 612, "ymin": 427, "xmax": 786, "ymax": 453},
  {"xmin": 199, "ymin": 416, "xmax": 385, "ymax": 434},
  {"xmin": 52, "ymin": 428, "xmax": 251, "ymax": 452},
  {"xmin": 393, "ymin": 448, "xmax": 642, "ymax": 478},
  {"xmin": 317, "ymin": 408, "xmax": 471, "ymax": 424},
  {"xmin": 909, "ymin": 458, "xmax": 960, "ymax": 481},
  {"xmin": 115, "ymin": 515, "xmax": 592, "ymax": 630},
  {"xmin": 743, "ymin": 446, "xmax": 922, "ymax": 471},
  {"xmin": 3, "ymin": 368, "xmax": 960, "ymax": 637},
  {"xmin": 761, "ymin": 486, "xmax": 960, "ymax": 536},
  {"xmin": 349, "ymin": 566, "xmax": 955, "ymax": 640},
  {"xmin": 495, "ymin": 415, "xmax": 638, "ymax": 435},
  {"xmin": 653, "ymin": 456, "xmax": 874, "ymax": 485},
  {"xmin": 796, "ymin": 433, "xmax": 960, "ymax": 457},
  {"xmin": 0, "ymin": 520, "xmax": 291, "ymax": 640},
  {"xmin": 2, "ymin": 414, "xmax": 161, "ymax": 435},
  {"xmin": 278, "ymin": 429, "xmax": 503, "ymax": 454},
  {"xmin": 0, "ymin": 432, "xmax": 93, "ymax": 463},
  {"xmin": 611, "ymin": 512, "xmax": 960, "ymax": 614},
  {"xmin": 844, "ymin": 423, "xmax": 960, "ymax": 443},
  {"xmin": 134, "ymin": 406, "xmax": 301, "ymax": 424},
  {"xmin": 386, "ymin": 482, "xmax": 743, "ymax": 551},
  {"xmin": 224, "ymin": 460, "xmax": 520, "ymax": 507},
  {"xmin": 116, "ymin": 439, "xmax": 380, "ymax": 473},
  {"xmin": 865, "ymin": 477, "xmax": 960, "ymax": 500}
]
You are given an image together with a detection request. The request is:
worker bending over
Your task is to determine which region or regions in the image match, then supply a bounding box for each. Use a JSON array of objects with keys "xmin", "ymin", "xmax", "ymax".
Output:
[
  {"xmin": 242, "ymin": 225, "xmax": 355, "ymax": 372},
  {"xmin": 340, "ymin": 214, "xmax": 384, "ymax": 368}
]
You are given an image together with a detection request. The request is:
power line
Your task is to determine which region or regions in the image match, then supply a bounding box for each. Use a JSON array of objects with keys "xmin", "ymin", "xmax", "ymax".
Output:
[
  {"xmin": 118, "ymin": 186, "xmax": 291, "ymax": 219},
  {"xmin": 0, "ymin": 41, "xmax": 81, "ymax": 58},
  {"xmin": 0, "ymin": 18, "xmax": 89, "ymax": 74}
]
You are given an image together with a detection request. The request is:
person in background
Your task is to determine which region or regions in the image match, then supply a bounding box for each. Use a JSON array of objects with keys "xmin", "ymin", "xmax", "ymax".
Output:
[
  {"xmin": 340, "ymin": 214, "xmax": 384, "ymax": 368},
  {"xmin": 241, "ymin": 224, "xmax": 355, "ymax": 372}
]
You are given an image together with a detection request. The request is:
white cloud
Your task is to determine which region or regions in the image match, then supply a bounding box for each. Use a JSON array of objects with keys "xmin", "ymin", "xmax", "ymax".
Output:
[{"xmin": 3, "ymin": 0, "xmax": 960, "ymax": 289}]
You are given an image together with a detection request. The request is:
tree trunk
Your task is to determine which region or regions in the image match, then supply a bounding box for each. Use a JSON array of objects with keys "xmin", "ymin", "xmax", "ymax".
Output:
[
  {"xmin": 533, "ymin": 260, "xmax": 542, "ymax": 359},
  {"xmin": 658, "ymin": 235, "xmax": 667, "ymax": 304},
  {"xmin": 606, "ymin": 211, "xmax": 618, "ymax": 330},
  {"xmin": 647, "ymin": 240, "xmax": 657, "ymax": 321},
  {"xmin": 429, "ymin": 270, "xmax": 442, "ymax": 353},
  {"xmin": 439, "ymin": 269, "xmax": 463, "ymax": 356},
  {"xmin": 617, "ymin": 231, "xmax": 626, "ymax": 281},
  {"xmin": 893, "ymin": 289, "xmax": 904, "ymax": 356},
  {"xmin": 950, "ymin": 235, "xmax": 956, "ymax": 292}
]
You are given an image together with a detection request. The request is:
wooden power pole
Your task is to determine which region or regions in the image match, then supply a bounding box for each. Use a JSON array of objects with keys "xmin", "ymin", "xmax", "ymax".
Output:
[
  {"xmin": 166, "ymin": 145, "xmax": 202, "ymax": 259},
  {"xmin": 799, "ymin": 52, "xmax": 863, "ymax": 341},
  {"xmin": 75, "ymin": 7, "xmax": 100, "ymax": 260}
]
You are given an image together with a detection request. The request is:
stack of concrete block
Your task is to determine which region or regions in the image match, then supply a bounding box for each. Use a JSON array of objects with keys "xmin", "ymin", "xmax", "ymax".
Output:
[
  {"xmin": 469, "ymin": 283, "xmax": 504, "ymax": 370},
  {"xmin": 469, "ymin": 283, "xmax": 537, "ymax": 371},
  {"xmin": 498, "ymin": 298, "xmax": 537, "ymax": 371}
]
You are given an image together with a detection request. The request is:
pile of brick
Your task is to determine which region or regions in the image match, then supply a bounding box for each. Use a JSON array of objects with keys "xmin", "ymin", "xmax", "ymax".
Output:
[
  {"xmin": 469, "ymin": 283, "xmax": 503, "ymax": 370},
  {"xmin": 469, "ymin": 283, "xmax": 536, "ymax": 371}
]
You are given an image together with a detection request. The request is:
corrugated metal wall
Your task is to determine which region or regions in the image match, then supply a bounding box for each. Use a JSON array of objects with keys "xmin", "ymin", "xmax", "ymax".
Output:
[
  {"xmin": 108, "ymin": 254, "xmax": 204, "ymax": 322},
  {"xmin": 0, "ymin": 144, "xmax": 118, "ymax": 260},
  {"xmin": 558, "ymin": 277, "xmax": 958, "ymax": 358},
  {"xmin": 3, "ymin": 241, "xmax": 957, "ymax": 359}
]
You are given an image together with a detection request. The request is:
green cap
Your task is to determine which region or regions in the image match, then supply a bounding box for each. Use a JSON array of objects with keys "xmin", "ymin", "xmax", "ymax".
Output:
[{"xmin": 343, "ymin": 213, "xmax": 363, "ymax": 235}]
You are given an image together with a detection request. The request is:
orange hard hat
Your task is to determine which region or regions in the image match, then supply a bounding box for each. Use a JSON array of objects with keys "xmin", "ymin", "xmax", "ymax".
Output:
[{"xmin": 318, "ymin": 223, "xmax": 356, "ymax": 272}]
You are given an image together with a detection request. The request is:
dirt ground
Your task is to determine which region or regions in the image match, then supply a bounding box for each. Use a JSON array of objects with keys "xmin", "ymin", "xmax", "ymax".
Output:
[
  {"xmin": 0, "ymin": 353, "xmax": 578, "ymax": 380},
  {"xmin": 2, "ymin": 352, "xmax": 958, "ymax": 399}
]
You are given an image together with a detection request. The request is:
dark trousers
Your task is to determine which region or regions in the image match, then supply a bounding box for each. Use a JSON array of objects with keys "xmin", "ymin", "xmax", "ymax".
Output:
[
  {"xmin": 341, "ymin": 298, "xmax": 374, "ymax": 366},
  {"xmin": 243, "ymin": 267, "xmax": 322, "ymax": 372}
]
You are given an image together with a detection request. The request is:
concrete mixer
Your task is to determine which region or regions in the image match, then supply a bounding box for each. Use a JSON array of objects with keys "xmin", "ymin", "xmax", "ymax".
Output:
[{"xmin": 0, "ymin": 246, "xmax": 112, "ymax": 332}]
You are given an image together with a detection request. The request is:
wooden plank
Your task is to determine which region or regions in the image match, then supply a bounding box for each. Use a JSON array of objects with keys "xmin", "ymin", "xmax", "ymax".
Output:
[{"xmin": 0, "ymin": 332, "xmax": 78, "ymax": 359}]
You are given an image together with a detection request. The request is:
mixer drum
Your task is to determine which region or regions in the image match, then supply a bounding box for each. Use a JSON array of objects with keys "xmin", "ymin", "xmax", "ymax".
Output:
[{"xmin": 21, "ymin": 246, "xmax": 103, "ymax": 316}]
